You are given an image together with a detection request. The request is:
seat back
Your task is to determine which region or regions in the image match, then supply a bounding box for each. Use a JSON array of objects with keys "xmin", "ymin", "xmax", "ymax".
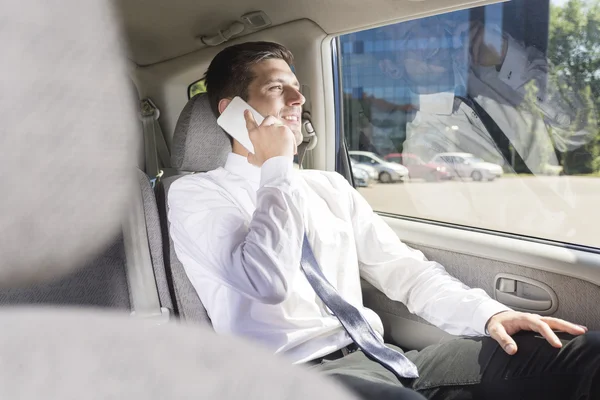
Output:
[
  {"xmin": 0, "ymin": 238, "xmax": 131, "ymax": 309},
  {"xmin": 0, "ymin": 169, "xmax": 173, "ymax": 312},
  {"xmin": 157, "ymin": 93, "xmax": 232, "ymax": 325},
  {"xmin": 136, "ymin": 169, "xmax": 174, "ymax": 311}
]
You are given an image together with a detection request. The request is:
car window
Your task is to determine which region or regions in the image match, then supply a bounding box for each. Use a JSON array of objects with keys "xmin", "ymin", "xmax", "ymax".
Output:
[
  {"xmin": 369, "ymin": 154, "xmax": 385, "ymax": 164},
  {"xmin": 335, "ymin": 0, "xmax": 600, "ymax": 248},
  {"xmin": 466, "ymin": 157, "xmax": 484, "ymax": 163}
]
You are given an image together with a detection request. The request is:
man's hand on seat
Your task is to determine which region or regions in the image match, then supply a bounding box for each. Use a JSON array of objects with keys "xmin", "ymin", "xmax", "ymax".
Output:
[
  {"xmin": 486, "ymin": 310, "xmax": 588, "ymax": 355},
  {"xmin": 245, "ymin": 110, "xmax": 296, "ymax": 167}
]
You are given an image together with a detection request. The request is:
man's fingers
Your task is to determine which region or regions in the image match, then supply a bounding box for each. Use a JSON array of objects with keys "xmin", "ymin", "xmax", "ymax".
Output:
[
  {"xmin": 262, "ymin": 115, "xmax": 283, "ymax": 127},
  {"xmin": 529, "ymin": 318, "xmax": 562, "ymax": 348},
  {"xmin": 489, "ymin": 323, "xmax": 518, "ymax": 355},
  {"xmin": 244, "ymin": 110, "xmax": 259, "ymax": 131},
  {"xmin": 541, "ymin": 317, "xmax": 587, "ymax": 335}
]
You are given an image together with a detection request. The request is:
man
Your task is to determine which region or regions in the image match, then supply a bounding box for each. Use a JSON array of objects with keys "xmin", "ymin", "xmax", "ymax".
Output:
[{"xmin": 167, "ymin": 41, "xmax": 599, "ymax": 399}]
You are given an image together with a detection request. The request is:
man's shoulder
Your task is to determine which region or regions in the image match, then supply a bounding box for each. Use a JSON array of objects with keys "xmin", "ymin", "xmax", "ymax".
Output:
[
  {"xmin": 168, "ymin": 169, "xmax": 230, "ymax": 207},
  {"xmin": 298, "ymin": 168, "xmax": 351, "ymax": 190}
]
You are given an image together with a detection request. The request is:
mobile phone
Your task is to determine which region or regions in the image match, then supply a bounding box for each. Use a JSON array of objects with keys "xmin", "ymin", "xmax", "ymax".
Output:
[{"xmin": 216, "ymin": 96, "xmax": 264, "ymax": 153}]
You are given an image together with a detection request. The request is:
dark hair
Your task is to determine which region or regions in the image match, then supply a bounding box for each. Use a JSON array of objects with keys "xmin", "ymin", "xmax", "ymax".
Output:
[{"xmin": 203, "ymin": 41, "xmax": 295, "ymax": 118}]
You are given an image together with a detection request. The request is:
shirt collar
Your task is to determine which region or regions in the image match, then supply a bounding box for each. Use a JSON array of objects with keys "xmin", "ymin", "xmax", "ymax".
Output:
[
  {"xmin": 223, "ymin": 152, "xmax": 261, "ymax": 185},
  {"xmin": 410, "ymin": 90, "xmax": 455, "ymax": 115}
]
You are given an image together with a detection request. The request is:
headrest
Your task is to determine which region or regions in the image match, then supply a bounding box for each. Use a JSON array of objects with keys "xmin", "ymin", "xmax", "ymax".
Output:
[
  {"xmin": 0, "ymin": 0, "xmax": 136, "ymax": 286},
  {"xmin": 171, "ymin": 94, "xmax": 232, "ymax": 172}
]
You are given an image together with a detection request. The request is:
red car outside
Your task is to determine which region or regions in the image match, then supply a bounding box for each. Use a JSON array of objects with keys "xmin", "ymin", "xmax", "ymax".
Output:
[{"xmin": 384, "ymin": 153, "xmax": 451, "ymax": 182}]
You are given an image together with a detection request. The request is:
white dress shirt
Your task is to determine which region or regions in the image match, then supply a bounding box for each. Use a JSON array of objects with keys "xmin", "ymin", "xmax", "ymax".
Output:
[{"xmin": 167, "ymin": 152, "xmax": 509, "ymax": 364}]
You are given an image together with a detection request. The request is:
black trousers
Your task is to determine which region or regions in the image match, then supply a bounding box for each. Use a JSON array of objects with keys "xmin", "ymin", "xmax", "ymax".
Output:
[{"xmin": 309, "ymin": 332, "xmax": 600, "ymax": 399}]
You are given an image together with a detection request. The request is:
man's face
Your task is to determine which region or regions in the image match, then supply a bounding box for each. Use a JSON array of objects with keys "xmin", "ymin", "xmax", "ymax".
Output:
[{"xmin": 246, "ymin": 59, "xmax": 305, "ymax": 146}]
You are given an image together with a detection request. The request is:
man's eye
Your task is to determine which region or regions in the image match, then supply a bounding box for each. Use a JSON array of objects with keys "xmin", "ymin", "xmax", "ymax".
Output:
[{"xmin": 269, "ymin": 86, "xmax": 283, "ymax": 91}]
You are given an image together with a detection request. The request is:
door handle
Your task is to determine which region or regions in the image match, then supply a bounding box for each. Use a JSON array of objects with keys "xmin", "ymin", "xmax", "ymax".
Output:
[
  {"xmin": 493, "ymin": 274, "xmax": 558, "ymax": 315},
  {"xmin": 495, "ymin": 291, "xmax": 551, "ymax": 311}
]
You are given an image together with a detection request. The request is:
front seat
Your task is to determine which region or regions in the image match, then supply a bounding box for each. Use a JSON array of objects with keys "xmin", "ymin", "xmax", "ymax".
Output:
[
  {"xmin": 157, "ymin": 93, "xmax": 232, "ymax": 325},
  {"xmin": 0, "ymin": 168, "xmax": 173, "ymax": 315}
]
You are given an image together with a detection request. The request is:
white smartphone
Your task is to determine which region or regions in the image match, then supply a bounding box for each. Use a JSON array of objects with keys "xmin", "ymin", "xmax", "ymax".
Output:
[{"xmin": 216, "ymin": 96, "xmax": 264, "ymax": 153}]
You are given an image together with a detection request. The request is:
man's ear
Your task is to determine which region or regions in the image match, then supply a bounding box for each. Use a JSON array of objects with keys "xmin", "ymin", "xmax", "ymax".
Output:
[{"xmin": 218, "ymin": 98, "xmax": 232, "ymax": 115}]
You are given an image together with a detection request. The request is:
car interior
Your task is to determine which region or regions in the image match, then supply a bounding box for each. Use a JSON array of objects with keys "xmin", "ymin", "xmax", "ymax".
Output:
[{"xmin": 2, "ymin": 0, "xmax": 599, "ymax": 385}]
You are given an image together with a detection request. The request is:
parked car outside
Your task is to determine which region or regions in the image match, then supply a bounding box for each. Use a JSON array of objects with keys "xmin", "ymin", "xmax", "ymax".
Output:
[
  {"xmin": 430, "ymin": 152, "xmax": 504, "ymax": 181},
  {"xmin": 352, "ymin": 166, "xmax": 371, "ymax": 187},
  {"xmin": 350, "ymin": 158, "xmax": 378, "ymax": 184},
  {"xmin": 384, "ymin": 153, "xmax": 451, "ymax": 182},
  {"xmin": 349, "ymin": 151, "xmax": 409, "ymax": 183}
]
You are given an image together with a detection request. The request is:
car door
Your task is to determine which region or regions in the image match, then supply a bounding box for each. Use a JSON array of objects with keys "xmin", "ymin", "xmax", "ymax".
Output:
[{"xmin": 331, "ymin": 0, "xmax": 600, "ymax": 350}]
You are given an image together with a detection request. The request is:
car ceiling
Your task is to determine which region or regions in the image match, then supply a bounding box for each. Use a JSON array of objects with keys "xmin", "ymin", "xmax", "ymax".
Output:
[{"xmin": 116, "ymin": 0, "xmax": 501, "ymax": 66}]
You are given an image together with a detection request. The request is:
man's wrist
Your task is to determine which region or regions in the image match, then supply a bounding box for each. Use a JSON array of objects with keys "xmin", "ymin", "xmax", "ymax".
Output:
[
  {"xmin": 485, "ymin": 310, "xmax": 510, "ymax": 334},
  {"xmin": 260, "ymin": 156, "xmax": 295, "ymax": 188}
]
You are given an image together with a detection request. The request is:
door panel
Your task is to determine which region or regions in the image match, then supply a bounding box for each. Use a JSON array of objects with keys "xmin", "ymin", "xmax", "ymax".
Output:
[
  {"xmin": 362, "ymin": 280, "xmax": 456, "ymax": 350},
  {"xmin": 362, "ymin": 217, "xmax": 600, "ymax": 350}
]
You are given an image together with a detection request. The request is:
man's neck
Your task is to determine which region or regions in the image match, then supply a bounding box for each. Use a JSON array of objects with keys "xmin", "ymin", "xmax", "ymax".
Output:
[{"xmin": 232, "ymin": 140, "xmax": 249, "ymax": 158}]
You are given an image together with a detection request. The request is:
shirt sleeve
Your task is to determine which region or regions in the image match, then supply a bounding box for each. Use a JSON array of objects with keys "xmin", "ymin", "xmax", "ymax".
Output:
[
  {"xmin": 345, "ymin": 180, "xmax": 510, "ymax": 336},
  {"xmin": 167, "ymin": 156, "xmax": 305, "ymax": 305}
]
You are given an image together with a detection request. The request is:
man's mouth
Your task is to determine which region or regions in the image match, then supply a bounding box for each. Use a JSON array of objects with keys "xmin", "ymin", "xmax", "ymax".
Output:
[{"xmin": 281, "ymin": 115, "xmax": 301, "ymax": 124}]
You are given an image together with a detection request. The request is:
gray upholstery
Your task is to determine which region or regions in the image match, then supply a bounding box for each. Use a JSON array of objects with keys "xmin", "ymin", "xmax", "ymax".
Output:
[
  {"xmin": 0, "ymin": 308, "xmax": 358, "ymax": 400},
  {"xmin": 0, "ymin": 238, "xmax": 130, "ymax": 309},
  {"xmin": 0, "ymin": 172, "xmax": 175, "ymax": 312},
  {"xmin": 157, "ymin": 93, "xmax": 236, "ymax": 325},
  {"xmin": 137, "ymin": 169, "xmax": 174, "ymax": 310},
  {"xmin": 170, "ymin": 93, "xmax": 232, "ymax": 173},
  {"xmin": 159, "ymin": 176, "xmax": 211, "ymax": 325},
  {"xmin": 1, "ymin": 0, "xmax": 137, "ymax": 286}
]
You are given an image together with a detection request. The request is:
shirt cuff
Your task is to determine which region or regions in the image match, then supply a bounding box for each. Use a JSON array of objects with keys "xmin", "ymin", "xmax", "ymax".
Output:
[
  {"xmin": 498, "ymin": 36, "xmax": 529, "ymax": 90},
  {"xmin": 260, "ymin": 156, "xmax": 295, "ymax": 188},
  {"xmin": 472, "ymin": 299, "xmax": 512, "ymax": 336}
]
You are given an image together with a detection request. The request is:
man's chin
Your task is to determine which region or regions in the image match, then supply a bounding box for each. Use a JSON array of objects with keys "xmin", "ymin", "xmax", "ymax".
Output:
[{"xmin": 294, "ymin": 131, "xmax": 304, "ymax": 147}]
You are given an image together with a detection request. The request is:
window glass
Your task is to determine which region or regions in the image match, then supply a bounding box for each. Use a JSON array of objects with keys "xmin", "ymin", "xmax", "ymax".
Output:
[
  {"xmin": 188, "ymin": 79, "xmax": 207, "ymax": 99},
  {"xmin": 388, "ymin": 155, "xmax": 403, "ymax": 164},
  {"xmin": 337, "ymin": 0, "xmax": 600, "ymax": 248}
]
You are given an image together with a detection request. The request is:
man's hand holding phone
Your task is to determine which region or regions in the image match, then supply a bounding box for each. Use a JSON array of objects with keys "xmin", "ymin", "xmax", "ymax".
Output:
[{"xmin": 244, "ymin": 110, "xmax": 296, "ymax": 167}]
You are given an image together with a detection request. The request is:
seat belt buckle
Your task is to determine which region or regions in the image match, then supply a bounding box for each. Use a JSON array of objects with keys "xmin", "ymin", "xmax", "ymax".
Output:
[{"xmin": 130, "ymin": 307, "xmax": 171, "ymax": 325}]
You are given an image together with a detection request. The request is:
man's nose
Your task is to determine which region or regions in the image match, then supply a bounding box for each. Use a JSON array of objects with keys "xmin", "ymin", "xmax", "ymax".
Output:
[{"xmin": 286, "ymin": 87, "xmax": 305, "ymax": 106}]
